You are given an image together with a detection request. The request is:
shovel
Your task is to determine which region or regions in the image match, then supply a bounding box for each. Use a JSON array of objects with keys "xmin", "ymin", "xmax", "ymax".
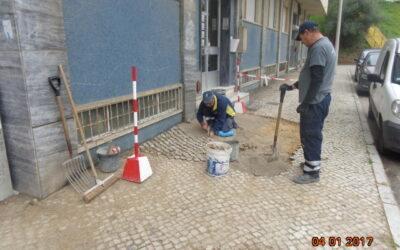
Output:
[{"xmin": 268, "ymin": 89, "xmax": 286, "ymax": 162}]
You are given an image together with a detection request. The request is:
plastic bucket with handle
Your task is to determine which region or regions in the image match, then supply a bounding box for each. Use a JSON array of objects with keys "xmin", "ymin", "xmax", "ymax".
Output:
[{"xmin": 206, "ymin": 142, "xmax": 232, "ymax": 176}]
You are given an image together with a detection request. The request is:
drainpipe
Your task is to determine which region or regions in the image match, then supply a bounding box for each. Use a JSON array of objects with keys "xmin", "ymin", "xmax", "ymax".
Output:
[
  {"xmin": 275, "ymin": 0, "xmax": 283, "ymax": 77},
  {"xmin": 236, "ymin": 0, "xmax": 241, "ymax": 88},
  {"xmin": 286, "ymin": 0, "xmax": 294, "ymax": 73},
  {"xmin": 259, "ymin": 0, "xmax": 265, "ymax": 81}
]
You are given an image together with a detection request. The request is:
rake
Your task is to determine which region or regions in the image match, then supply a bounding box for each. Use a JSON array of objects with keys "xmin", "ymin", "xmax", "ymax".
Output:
[{"xmin": 59, "ymin": 65, "xmax": 119, "ymax": 202}]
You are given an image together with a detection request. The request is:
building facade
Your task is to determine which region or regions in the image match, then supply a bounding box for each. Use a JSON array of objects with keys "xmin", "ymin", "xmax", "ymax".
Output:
[{"xmin": 0, "ymin": 0, "xmax": 328, "ymax": 198}]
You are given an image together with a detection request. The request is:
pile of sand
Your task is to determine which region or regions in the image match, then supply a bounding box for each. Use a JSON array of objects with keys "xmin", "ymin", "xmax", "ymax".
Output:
[{"xmin": 179, "ymin": 113, "xmax": 301, "ymax": 177}]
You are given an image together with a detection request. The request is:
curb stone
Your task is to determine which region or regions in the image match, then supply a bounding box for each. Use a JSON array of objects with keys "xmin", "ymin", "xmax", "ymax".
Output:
[{"xmin": 349, "ymin": 69, "xmax": 400, "ymax": 248}]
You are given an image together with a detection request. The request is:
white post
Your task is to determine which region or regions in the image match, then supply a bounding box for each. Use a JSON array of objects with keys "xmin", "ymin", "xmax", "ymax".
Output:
[{"xmin": 335, "ymin": 0, "xmax": 344, "ymax": 65}]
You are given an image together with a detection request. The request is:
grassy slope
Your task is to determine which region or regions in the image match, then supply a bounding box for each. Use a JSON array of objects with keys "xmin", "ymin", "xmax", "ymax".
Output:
[
  {"xmin": 339, "ymin": 0, "xmax": 400, "ymax": 64},
  {"xmin": 377, "ymin": 0, "xmax": 400, "ymax": 39}
]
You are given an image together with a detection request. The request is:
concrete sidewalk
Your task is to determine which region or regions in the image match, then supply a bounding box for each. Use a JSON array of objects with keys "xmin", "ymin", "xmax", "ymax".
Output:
[{"xmin": 0, "ymin": 66, "xmax": 398, "ymax": 249}]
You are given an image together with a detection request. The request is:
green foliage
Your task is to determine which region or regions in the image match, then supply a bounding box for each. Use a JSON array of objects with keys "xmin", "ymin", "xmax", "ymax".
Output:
[
  {"xmin": 377, "ymin": 0, "xmax": 400, "ymax": 38},
  {"xmin": 312, "ymin": 0, "xmax": 382, "ymax": 49}
]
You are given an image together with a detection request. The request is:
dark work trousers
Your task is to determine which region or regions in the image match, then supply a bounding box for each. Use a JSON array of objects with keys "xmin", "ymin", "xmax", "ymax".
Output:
[
  {"xmin": 300, "ymin": 94, "xmax": 331, "ymax": 175},
  {"xmin": 206, "ymin": 117, "xmax": 237, "ymax": 132}
]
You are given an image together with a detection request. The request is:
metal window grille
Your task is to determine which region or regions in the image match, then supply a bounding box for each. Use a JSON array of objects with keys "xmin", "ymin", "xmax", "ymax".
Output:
[
  {"xmin": 279, "ymin": 62, "xmax": 287, "ymax": 72},
  {"xmin": 263, "ymin": 64, "xmax": 276, "ymax": 76},
  {"xmin": 77, "ymin": 84, "xmax": 183, "ymax": 144}
]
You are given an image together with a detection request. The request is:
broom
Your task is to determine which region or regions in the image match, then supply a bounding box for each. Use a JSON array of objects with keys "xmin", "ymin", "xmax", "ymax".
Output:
[{"xmin": 59, "ymin": 65, "xmax": 119, "ymax": 202}]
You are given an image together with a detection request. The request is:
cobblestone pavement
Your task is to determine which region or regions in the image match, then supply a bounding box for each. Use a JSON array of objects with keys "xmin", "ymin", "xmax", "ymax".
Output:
[
  {"xmin": 0, "ymin": 66, "xmax": 395, "ymax": 249},
  {"xmin": 140, "ymin": 127, "xmax": 210, "ymax": 162}
]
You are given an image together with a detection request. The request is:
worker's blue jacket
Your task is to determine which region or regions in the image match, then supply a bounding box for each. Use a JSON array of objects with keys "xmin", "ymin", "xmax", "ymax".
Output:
[{"xmin": 196, "ymin": 94, "xmax": 236, "ymax": 132}]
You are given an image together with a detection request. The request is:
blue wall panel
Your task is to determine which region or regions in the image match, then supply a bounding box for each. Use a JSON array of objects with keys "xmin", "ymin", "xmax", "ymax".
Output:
[
  {"xmin": 280, "ymin": 33, "xmax": 288, "ymax": 62},
  {"xmin": 63, "ymin": 0, "xmax": 181, "ymax": 105},
  {"xmin": 263, "ymin": 29, "xmax": 277, "ymax": 66},
  {"xmin": 241, "ymin": 22, "xmax": 261, "ymax": 70}
]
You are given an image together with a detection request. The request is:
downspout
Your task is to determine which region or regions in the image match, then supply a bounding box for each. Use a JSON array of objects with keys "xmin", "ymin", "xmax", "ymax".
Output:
[
  {"xmin": 275, "ymin": 0, "xmax": 283, "ymax": 77},
  {"xmin": 259, "ymin": 0, "xmax": 265, "ymax": 82},
  {"xmin": 236, "ymin": 0, "xmax": 241, "ymax": 86},
  {"xmin": 286, "ymin": 0, "xmax": 294, "ymax": 73}
]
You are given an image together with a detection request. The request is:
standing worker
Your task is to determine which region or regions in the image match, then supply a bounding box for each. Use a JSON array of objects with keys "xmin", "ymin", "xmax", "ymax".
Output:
[
  {"xmin": 280, "ymin": 21, "xmax": 336, "ymax": 184},
  {"xmin": 197, "ymin": 91, "xmax": 238, "ymax": 137}
]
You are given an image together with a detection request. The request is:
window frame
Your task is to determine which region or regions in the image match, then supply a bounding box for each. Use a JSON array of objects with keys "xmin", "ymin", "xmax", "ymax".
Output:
[{"xmin": 392, "ymin": 54, "xmax": 400, "ymax": 84}]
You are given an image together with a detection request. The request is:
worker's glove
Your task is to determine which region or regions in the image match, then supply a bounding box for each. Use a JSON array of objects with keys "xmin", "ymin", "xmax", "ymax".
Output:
[
  {"xmin": 296, "ymin": 103, "xmax": 310, "ymax": 114},
  {"xmin": 279, "ymin": 83, "xmax": 293, "ymax": 91}
]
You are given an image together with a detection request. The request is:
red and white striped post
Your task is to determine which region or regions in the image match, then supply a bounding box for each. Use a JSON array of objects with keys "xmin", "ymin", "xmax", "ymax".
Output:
[
  {"xmin": 132, "ymin": 66, "xmax": 139, "ymax": 158},
  {"xmin": 122, "ymin": 66, "xmax": 152, "ymax": 183},
  {"xmin": 236, "ymin": 58, "xmax": 241, "ymax": 92},
  {"xmin": 234, "ymin": 57, "xmax": 246, "ymax": 113}
]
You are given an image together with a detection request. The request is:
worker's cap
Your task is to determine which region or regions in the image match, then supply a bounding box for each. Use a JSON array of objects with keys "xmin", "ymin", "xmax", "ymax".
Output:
[
  {"xmin": 295, "ymin": 21, "xmax": 319, "ymax": 41},
  {"xmin": 202, "ymin": 91, "xmax": 215, "ymax": 104}
]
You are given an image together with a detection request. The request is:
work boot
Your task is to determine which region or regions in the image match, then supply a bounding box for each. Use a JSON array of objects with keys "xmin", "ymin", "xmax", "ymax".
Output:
[{"xmin": 293, "ymin": 173, "xmax": 319, "ymax": 184}]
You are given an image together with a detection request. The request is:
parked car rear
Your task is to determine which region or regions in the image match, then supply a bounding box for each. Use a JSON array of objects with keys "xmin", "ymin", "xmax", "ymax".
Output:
[
  {"xmin": 367, "ymin": 38, "xmax": 400, "ymax": 153},
  {"xmin": 354, "ymin": 48, "xmax": 381, "ymax": 81},
  {"xmin": 356, "ymin": 51, "xmax": 380, "ymax": 94}
]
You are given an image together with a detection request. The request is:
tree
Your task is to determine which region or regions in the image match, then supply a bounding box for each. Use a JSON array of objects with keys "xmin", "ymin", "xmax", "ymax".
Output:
[{"xmin": 313, "ymin": 0, "xmax": 382, "ymax": 48}]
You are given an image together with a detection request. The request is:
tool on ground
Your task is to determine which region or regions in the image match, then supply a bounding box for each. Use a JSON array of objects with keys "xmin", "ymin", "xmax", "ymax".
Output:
[
  {"xmin": 122, "ymin": 66, "xmax": 153, "ymax": 183},
  {"xmin": 106, "ymin": 141, "xmax": 113, "ymax": 154},
  {"xmin": 48, "ymin": 76, "xmax": 73, "ymax": 158},
  {"xmin": 234, "ymin": 58, "xmax": 246, "ymax": 113},
  {"xmin": 58, "ymin": 65, "xmax": 119, "ymax": 202},
  {"xmin": 268, "ymin": 89, "xmax": 286, "ymax": 162}
]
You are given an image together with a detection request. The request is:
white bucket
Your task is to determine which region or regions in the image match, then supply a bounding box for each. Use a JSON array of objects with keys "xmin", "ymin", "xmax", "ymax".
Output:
[{"xmin": 206, "ymin": 142, "xmax": 232, "ymax": 176}]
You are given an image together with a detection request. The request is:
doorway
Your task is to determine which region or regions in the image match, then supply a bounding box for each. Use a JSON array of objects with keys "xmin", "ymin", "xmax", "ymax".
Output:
[{"xmin": 201, "ymin": 0, "xmax": 221, "ymax": 91}]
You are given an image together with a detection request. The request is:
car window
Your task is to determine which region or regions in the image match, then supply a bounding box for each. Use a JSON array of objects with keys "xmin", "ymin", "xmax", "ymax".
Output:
[
  {"xmin": 380, "ymin": 52, "xmax": 390, "ymax": 81},
  {"xmin": 392, "ymin": 54, "xmax": 400, "ymax": 84},
  {"xmin": 367, "ymin": 53, "xmax": 379, "ymax": 66}
]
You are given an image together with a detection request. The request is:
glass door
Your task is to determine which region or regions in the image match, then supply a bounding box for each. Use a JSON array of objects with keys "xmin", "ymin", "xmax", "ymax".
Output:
[{"xmin": 201, "ymin": 0, "xmax": 220, "ymax": 91}]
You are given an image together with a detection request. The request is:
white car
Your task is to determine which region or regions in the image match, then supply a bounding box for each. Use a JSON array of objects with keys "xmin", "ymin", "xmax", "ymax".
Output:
[{"xmin": 368, "ymin": 38, "xmax": 400, "ymax": 154}]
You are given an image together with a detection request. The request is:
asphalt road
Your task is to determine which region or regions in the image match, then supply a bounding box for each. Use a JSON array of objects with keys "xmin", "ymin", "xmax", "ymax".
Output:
[{"xmin": 356, "ymin": 89, "xmax": 400, "ymax": 205}]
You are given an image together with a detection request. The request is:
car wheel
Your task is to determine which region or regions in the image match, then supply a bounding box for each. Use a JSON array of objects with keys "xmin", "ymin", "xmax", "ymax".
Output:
[
  {"xmin": 368, "ymin": 101, "xmax": 374, "ymax": 120},
  {"xmin": 377, "ymin": 123, "xmax": 388, "ymax": 155},
  {"xmin": 354, "ymin": 69, "xmax": 358, "ymax": 81}
]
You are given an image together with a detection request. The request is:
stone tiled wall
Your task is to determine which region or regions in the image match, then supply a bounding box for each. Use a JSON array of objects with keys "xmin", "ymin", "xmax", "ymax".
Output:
[
  {"xmin": 0, "ymin": 115, "xmax": 13, "ymax": 201},
  {"xmin": 0, "ymin": 0, "xmax": 77, "ymax": 198},
  {"xmin": 181, "ymin": 0, "xmax": 200, "ymax": 121}
]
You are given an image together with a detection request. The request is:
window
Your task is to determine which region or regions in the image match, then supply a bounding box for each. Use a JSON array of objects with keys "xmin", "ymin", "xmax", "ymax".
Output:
[
  {"xmin": 393, "ymin": 54, "xmax": 400, "ymax": 84},
  {"xmin": 282, "ymin": 6, "xmax": 288, "ymax": 32},
  {"xmin": 77, "ymin": 84, "xmax": 183, "ymax": 146},
  {"xmin": 243, "ymin": 0, "xmax": 262, "ymax": 24},
  {"xmin": 380, "ymin": 52, "xmax": 390, "ymax": 81},
  {"xmin": 282, "ymin": 0, "xmax": 290, "ymax": 33},
  {"xmin": 265, "ymin": 0, "xmax": 280, "ymax": 29},
  {"xmin": 268, "ymin": 0, "xmax": 275, "ymax": 28}
]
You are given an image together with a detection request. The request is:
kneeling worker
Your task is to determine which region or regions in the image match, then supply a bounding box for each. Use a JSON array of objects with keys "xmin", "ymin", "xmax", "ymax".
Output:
[{"xmin": 197, "ymin": 91, "xmax": 238, "ymax": 136}]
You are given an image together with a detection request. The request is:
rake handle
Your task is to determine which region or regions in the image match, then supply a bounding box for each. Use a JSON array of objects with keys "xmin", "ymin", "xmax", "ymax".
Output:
[{"xmin": 59, "ymin": 65, "xmax": 98, "ymax": 180}]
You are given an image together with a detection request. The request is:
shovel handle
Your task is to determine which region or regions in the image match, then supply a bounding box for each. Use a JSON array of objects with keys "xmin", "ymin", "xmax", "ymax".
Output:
[
  {"xmin": 272, "ymin": 89, "xmax": 286, "ymax": 149},
  {"xmin": 280, "ymin": 89, "xmax": 286, "ymax": 103},
  {"xmin": 48, "ymin": 76, "xmax": 61, "ymax": 96}
]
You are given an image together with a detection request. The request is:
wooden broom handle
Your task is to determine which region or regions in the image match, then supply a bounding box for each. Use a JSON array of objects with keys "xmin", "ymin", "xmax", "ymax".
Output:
[{"xmin": 58, "ymin": 65, "xmax": 98, "ymax": 179}]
